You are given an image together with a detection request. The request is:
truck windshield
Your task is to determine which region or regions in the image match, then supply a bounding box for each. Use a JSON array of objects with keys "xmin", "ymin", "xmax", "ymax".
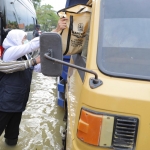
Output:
[{"xmin": 97, "ymin": 0, "xmax": 150, "ymax": 80}]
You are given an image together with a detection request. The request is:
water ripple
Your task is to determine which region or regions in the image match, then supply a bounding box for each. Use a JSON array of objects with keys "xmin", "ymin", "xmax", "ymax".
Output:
[{"xmin": 0, "ymin": 72, "xmax": 65, "ymax": 150}]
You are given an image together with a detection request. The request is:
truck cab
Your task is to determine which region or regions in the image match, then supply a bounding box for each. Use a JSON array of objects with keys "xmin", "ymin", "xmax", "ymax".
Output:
[{"xmin": 40, "ymin": 0, "xmax": 150, "ymax": 149}]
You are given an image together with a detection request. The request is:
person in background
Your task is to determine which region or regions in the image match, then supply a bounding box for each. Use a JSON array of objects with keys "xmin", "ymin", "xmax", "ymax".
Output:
[
  {"xmin": 0, "ymin": 17, "xmax": 67, "ymax": 146},
  {"xmin": 32, "ymin": 24, "xmax": 41, "ymax": 57},
  {"xmin": 33, "ymin": 24, "xmax": 41, "ymax": 38}
]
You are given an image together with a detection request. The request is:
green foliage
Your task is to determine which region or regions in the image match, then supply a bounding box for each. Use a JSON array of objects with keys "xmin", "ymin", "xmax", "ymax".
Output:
[
  {"xmin": 32, "ymin": 0, "xmax": 41, "ymax": 9},
  {"xmin": 36, "ymin": 5, "xmax": 59, "ymax": 31}
]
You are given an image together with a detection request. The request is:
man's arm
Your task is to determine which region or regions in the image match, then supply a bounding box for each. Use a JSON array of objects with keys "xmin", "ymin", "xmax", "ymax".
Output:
[
  {"xmin": 0, "ymin": 57, "xmax": 39, "ymax": 74},
  {"xmin": 52, "ymin": 18, "xmax": 68, "ymax": 33}
]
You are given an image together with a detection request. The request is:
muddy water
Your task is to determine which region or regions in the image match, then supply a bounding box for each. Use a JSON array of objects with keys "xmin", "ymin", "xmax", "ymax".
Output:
[{"xmin": 0, "ymin": 72, "xmax": 65, "ymax": 150}]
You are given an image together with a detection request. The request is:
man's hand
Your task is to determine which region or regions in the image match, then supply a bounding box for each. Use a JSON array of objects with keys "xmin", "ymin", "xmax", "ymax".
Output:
[
  {"xmin": 35, "ymin": 55, "xmax": 40, "ymax": 64},
  {"xmin": 52, "ymin": 18, "xmax": 68, "ymax": 33}
]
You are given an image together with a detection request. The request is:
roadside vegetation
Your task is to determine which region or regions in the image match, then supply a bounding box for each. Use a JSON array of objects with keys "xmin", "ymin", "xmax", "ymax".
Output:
[{"xmin": 32, "ymin": 0, "xmax": 59, "ymax": 32}]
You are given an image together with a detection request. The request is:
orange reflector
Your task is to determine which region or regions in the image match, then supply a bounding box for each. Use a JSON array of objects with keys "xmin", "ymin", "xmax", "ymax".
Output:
[
  {"xmin": 78, "ymin": 119, "xmax": 89, "ymax": 133},
  {"xmin": 77, "ymin": 109, "xmax": 102, "ymax": 146}
]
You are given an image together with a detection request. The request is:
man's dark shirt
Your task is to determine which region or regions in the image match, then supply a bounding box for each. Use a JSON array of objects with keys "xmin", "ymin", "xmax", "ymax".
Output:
[{"xmin": 33, "ymin": 30, "xmax": 39, "ymax": 37}]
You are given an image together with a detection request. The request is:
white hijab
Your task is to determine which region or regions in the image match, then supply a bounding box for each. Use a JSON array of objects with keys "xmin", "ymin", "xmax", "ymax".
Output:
[{"xmin": 2, "ymin": 29, "xmax": 27, "ymax": 49}]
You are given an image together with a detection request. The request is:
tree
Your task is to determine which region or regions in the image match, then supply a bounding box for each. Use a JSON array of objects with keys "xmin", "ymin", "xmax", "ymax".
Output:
[
  {"xmin": 36, "ymin": 5, "xmax": 59, "ymax": 31},
  {"xmin": 32, "ymin": 0, "xmax": 41, "ymax": 9}
]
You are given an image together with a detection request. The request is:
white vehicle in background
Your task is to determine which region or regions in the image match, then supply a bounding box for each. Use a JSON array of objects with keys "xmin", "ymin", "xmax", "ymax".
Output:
[{"xmin": 0, "ymin": 0, "xmax": 38, "ymax": 58}]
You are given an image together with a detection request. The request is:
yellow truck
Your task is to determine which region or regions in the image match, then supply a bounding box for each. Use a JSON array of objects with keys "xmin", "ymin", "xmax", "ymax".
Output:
[{"xmin": 40, "ymin": 0, "xmax": 150, "ymax": 149}]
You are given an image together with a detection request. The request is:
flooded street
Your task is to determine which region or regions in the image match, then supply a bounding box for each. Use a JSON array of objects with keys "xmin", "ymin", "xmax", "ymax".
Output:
[{"xmin": 0, "ymin": 72, "xmax": 65, "ymax": 150}]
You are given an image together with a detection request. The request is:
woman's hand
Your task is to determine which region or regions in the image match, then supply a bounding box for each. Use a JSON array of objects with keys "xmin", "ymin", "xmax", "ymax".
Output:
[{"xmin": 52, "ymin": 18, "xmax": 68, "ymax": 33}]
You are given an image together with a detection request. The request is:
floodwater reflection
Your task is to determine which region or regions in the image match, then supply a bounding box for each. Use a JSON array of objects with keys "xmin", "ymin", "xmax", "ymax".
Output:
[{"xmin": 0, "ymin": 72, "xmax": 65, "ymax": 150}]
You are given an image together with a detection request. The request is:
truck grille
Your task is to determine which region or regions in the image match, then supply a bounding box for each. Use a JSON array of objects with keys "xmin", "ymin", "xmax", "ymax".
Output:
[{"xmin": 112, "ymin": 117, "xmax": 138, "ymax": 150}]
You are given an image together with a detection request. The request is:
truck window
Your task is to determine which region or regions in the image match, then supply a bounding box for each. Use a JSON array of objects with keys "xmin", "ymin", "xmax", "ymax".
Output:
[{"xmin": 97, "ymin": 0, "xmax": 150, "ymax": 80}]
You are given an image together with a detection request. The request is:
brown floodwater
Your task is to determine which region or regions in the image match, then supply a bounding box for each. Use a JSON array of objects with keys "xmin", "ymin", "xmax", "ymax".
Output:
[{"xmin": 0, "ymin": 72, "xmax": 65, "ymax": 150}]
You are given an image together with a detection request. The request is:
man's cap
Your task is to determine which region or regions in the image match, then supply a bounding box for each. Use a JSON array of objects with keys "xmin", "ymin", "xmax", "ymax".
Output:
[{"xmin": 35, "ymin": 24, "xmax": 40, "ymax": 28}]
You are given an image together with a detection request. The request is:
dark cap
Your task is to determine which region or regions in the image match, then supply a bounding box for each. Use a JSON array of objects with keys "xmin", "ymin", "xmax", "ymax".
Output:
[{"xmin": 35, "ymin": 24, "xmax": 40, "ymax": 28}]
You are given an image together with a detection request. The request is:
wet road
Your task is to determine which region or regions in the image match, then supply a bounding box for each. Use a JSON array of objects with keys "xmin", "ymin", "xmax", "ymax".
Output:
[{"xmin": 0, "ymin": 72, "xmax": 65, "ymax": 150}]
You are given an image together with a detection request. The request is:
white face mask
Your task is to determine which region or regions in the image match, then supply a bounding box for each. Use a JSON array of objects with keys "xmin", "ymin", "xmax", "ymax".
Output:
[{"xmin": 23, "ymin": 39, "xmax": 29, "ymax": 44}]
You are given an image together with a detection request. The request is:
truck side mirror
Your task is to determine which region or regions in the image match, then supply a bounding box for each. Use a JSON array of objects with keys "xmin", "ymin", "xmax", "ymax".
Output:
[{"xmin": 40, "ymin": 32, "xmax": 63, "ymax": 77}]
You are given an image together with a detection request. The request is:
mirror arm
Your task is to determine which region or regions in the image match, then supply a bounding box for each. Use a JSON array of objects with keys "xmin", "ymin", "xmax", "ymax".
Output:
[
  {"xmin": 44, "ymin": 53, "xmax": 103, "ymax": 88},
  {"xmin": 45, "ymin": 52, "xmax": 98, "ymax": 79}
]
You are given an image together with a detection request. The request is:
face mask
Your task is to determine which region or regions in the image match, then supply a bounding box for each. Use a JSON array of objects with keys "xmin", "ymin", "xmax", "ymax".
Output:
[{"xmin": 23, "ymin": 39, "xmax": 29, "ymax": 44}]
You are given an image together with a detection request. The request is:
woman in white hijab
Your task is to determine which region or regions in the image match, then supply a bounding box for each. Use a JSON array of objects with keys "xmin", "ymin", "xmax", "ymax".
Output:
[
  {"xmin": 0, "ymin": 29, "xmax": 41, "ymax": 146},
  {"xmin": 2, "ymin": 29, "xmax": 41, "ymax": 72},
  {"xmin": 0, "ymin": 18, "xmax": 67, "ymax": 146}
]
